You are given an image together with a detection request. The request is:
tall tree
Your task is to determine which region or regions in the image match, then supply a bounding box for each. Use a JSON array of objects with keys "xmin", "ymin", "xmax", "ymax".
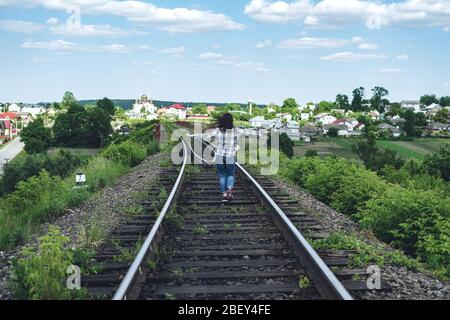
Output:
[
  {"xmin": 335, "ymin": 94, "xmax": 350, "ymax": 110},
  {"xmin": 434, "ymin": 109, "xmax": 449, "ymax": 124},
  {"xmin": 351, "ymin": 87, "xmax": 365, "ymax": 112},
  {"xmin": 61, "ymin": 91, "xmax": 77, "ymax": 109},
  {"xmin": 20, "ymin": 118, "xmax": 52, "ymax": 154},
  {"xmin": 96, "ymin": 97, "xmax": 115, "ymax": 117},
  {"xmin": 370, "ymin": 86, "xmax": 389, "ymax": 113},
  {"xmin": 420, "ymin": 94, "xmax": 439, "ymax": 106},
  {"xmin": 282, "ymin": 98, "xmax": 298, "ymax": 112},
  {"xmin": 439, "ymin": 96, "xmax": 450, "ymax": 107}
]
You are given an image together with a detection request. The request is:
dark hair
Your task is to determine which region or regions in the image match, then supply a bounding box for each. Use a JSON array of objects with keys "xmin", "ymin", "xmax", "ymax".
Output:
[{"xmin": 217, "ymin": 113, "xmax": 234, "ymax": 131}]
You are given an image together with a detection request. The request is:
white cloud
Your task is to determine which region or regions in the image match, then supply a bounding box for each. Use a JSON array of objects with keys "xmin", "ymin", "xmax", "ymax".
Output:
[
  {"xmin": 100, "ymin": 43, "xmax": 129, "ymax": 53},
  {"xmin": 197, "ymin": 51, "xmax": 268, "ymax": 72},
  {"xmin": 396, "ymin": 54, "xmax": 409, "ymax": 60},
  {"xmin": 255, "ymin": 40, "xmax": 272, "ymax": 48},
  {"xmin": 22, "ymin": 40, "xmax": 80, "ymax": 51},
  {"xmin": 139, "ymin": 45, "xmax": 154, "ymax": 50},
  {"xmin": 244, "ymin": 0, "xmax": 450, "ymax": 31},
  {"xmin": 444, "ymin": 26, "xmax": 450, "ymax": 32},
  {"xmin": 0, "ymin": 20, "xmax": 45, "ymax": 33},
  {"xmin": 46, "ymin": 17, "xmax": 58, "ymax": 25},
  {"xmin": 21, "ymin": 39, "xmax": 129, "ymax": 53},
  {"xmin": 358, "ymin": 42, "xmax": 378, "ymax": 50},
  {"xmin": 321, "ymin": 51, "xmax": 388, "ymax": 61},
  {"xmin": 159, "ymin": 47, "xmax": 186, "ymax": 55},
  {"xmin": 278, "ymin": 36, "xmax": 351, "ymax": 49},
  {"xmin": 48, "ymin": 23, "xmax": 138, "ymax": 37},
  {"xmin": 379, "ymin": 67, "xmax": 403, "ymax": 73},
  {"xmin": 199, "ymin": 52, "xmax": 223, "ymax": 59},
  {"xmin": 0, "ymin": 0, "xmax": 244, "ymax": 33},
  {"xmin": 31, "ymin": 57, "xmax": 51, "ymax": 64},
  {"xmin": 444, "ymin": 82, "xmax": 450, "ymax": 88},
  {"xmin": 244, "ymin": 0, "xmax": 312, "ymax": 23}
]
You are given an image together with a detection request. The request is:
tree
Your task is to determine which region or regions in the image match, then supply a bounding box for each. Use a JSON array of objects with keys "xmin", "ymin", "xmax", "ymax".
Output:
[
  {"xmin": 279, "ymin": 133, "xmax": 294, "ymax": 158},
  {"xmin": 61, "ymin": 91, "xmax": 77, "ymax": 109},
  {"xmin": 402, "ymin": 109, "xmax": 423, "ymax": 137},
  {"xmin": 422, "ymin": 144, "xmax": 450, "ymax": 181},
  {"xmin": 96, "ymin": 97, "xmax": 115, "ymax": 117},
  {"xmin": 420, "ymin": 94, "xmax": 439, "ymax": 106},
  {"xmin": 316, "ymin": 101, "xmax": 334, "ymax": 113},
  {"xmin": 83, "ymin": 107, "xmax": 112, "ymax": 148},
  {"xmin": 434, "ymin": 108, "xmax": 449, "ymax": 124},
  {"xmin": 335, "ymin": 94, "xmax": 350, "ymax": 110},
  {"xmin": 327, "ymin": 127, "xmax": 339, "ymax": 137},
  {"xmin": 192, "ymin": 103, "xmax": 208, "ymax": 115},
  {"xmin": 304, "ymin": 150, "xmax": 318, "ymax": 157},
  {"xmin": 53, "ymin": 104, "xmax": 87, "ymax": 147},
  {"xmin": 351, "ymin": 87, "xmax": 365, "ymax": 112},
  {"xmin": 352, "ymin": 134, "xmax": 404, "ymax": 172},
  {"xmin": 20, "ymin": 118, "xmax": 52, "ymax": 154},
  {"xmin": 370, "ymin": 86, "xmax": 389, "ymax": 113},
  {"xmin": 282, "ymin": 98, "xmax": 298, "ymax": 112},
  {"xmin": 439, "ymin": 96, "xmax": 450, "ymax": 107}
]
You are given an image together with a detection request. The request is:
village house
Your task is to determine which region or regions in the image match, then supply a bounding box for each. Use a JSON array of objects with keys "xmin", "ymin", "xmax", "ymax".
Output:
[
  {"xmin": 315, "ymin": 113, "xmax": 337, "ymax": 125},
  {"xmin": 401, "ymin": 100, "xmax": 422, "ymax": 113},
  {"xmin": 426, "ymin": 122, "xmax": 449, "ymax": 132},
  {"xmin": 323, "ymin": 123, "xmax": 350, "ymax": 137},
  {"xmin": 0, "ymin": 118, "xmax": 14, "ymax": 142},
  {"xmin": 160, "ymin": 103, "xmax": 187, "ymax": 120},
  {"xmin": 300, "ymin": 124, "xmax": 320, "ymax": 139},
  {"xmin": 377, "ymin": 123, "xmax": 404, "ymax": 138},
  {"xmin": 7, "ymin": 103, "xmax": 21, "ymax": 113}
]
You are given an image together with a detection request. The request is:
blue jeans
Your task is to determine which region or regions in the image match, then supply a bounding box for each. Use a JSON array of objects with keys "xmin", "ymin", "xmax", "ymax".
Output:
[{"xmin": 216, "ymin": 157, "xmax": 236, "ymax": 193}]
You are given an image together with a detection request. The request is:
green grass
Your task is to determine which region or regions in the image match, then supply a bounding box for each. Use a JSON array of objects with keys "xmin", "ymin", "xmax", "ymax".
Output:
[
  {"xmin": 294, "ymin": 137, "xmax": 449, "ymax": 161},
  {"xmin": 0, "ymin": 157, "xmax": 129, "ymax": 249},
  {"xmin": 48, "ymin": 148, "xmax": 100, "ymax": 162}
]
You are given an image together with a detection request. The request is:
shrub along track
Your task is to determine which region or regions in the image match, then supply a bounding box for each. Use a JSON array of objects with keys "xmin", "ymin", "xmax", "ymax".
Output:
[{"xmin": 81, "ymin": 136, "xmax": 390, "ymax": 300}]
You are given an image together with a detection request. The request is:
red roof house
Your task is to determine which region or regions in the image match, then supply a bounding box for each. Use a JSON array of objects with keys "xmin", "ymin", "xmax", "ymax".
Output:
[
  {"xmin": 169, "ymin": 103, "xmax": 187, "ymax": 110},
  {"xmin": 0, "ymin": 112, "xmax": 18, "ymax": 120}
]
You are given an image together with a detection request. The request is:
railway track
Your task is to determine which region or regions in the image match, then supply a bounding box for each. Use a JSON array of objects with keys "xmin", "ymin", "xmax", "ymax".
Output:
[{"xmin": 81, "ymin": 131, "xmax": 389, "ymax": 300}]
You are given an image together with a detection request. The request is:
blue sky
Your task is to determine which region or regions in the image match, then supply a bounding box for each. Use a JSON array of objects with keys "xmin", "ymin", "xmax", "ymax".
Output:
[{"xmin": 0, "ymin": 0, "xmax": 449, "ymax": 105}]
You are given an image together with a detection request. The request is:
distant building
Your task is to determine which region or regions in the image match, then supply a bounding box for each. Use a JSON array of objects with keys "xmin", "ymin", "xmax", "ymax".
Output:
[
  {"xmin": 315, "ymin": 113, "xmax": 337, "ymax": 125},
  {"xmin": 7, "ymin": 103, "xmax": 20, "ymax": 113},
  {"xmin": 401, "ymin": 100, "xmax": 421, "ymax": 113},
  {"xmin": 207, "ymin": 106, "xmax": 216, "ymax": 114},
  {"xmin": 0, "ymin": 118, "xmax": 14, "ymax": 141},
  {"xmin": 377, "ymin": 123, "xmax": 404, "ymax": 138},
  {"xmin": 160, "ymin": 103, "xmax": 187, "ymax": 119},
  {"xmin": 127, "ymin": 95, "xmax": 158, "ymax": 120},
  {"xmin": 323, "ymin": 124, "xmax": 350, "ymax": 137},
  {"xmin": 426, "ymin": 122, "xmax": 449, "ymax": 132}
]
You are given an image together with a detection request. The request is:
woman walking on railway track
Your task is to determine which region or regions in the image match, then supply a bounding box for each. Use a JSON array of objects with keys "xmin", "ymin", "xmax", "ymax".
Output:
[{"xmin": 190, "ymin": 113, "xmax": 242, "ymax": 202}]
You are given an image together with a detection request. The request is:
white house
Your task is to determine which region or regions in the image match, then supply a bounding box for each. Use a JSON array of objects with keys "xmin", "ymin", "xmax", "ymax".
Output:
[
  {"xmin": 163, "ymin": 104, "xmax": 187, "ymax": 119},
  {"xmin": 300, "ymin": 112, "xmax": 312, "ymax": 121},
  {"xmin": 249, "ymin": 116, "xmax": 266, "ymax": 128},
  {"xmin": 401, "ymin": 100, "xmax": 421, "ymax": 113},
  {"xmin": 21, "ymin": 106, "xmax": 45, "ymax": 118},
  {"xmin": 315, "ymin": 113, "xmax": 337, "ymax": 125},
  {"xmin": 8, "ymin": 103, "xmax": 20, "ymax": 113},
  {"xmin": 323, "ymin": 123, "xmax": 350, "ymax": 137}
]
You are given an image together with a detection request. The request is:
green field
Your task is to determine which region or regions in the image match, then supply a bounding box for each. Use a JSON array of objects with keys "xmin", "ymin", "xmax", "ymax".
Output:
[
  {"xmin": 48, "ymin": 148, "xmax": 101, "ymax": 161},
  {"xmin": 294, "ymin": 137, "xmax": 449, "ymax": 161}
]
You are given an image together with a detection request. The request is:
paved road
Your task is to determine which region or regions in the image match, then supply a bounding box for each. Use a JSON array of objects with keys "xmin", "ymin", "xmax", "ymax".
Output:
[{"xmin": 0, "ymin": 138, "xmax": 25, "ymax": 174}]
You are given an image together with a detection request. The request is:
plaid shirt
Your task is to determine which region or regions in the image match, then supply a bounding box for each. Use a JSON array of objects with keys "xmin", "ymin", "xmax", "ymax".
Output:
[{"xmin": 203, "ymin": 128, "xmax": 241, "ymax": 158}]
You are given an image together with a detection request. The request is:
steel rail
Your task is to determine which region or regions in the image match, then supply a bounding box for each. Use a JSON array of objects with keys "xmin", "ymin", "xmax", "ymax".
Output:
[
  {"xmin": 236, "ymin": 163, "xmax": 353, "ymax": 300},
  {"xmin": 112, "ymin": 130, "xmax": 188, "ymax": 300},
  {"xmin": 190, "ymin": 134, "xmax": 352, "ymax": 300}
]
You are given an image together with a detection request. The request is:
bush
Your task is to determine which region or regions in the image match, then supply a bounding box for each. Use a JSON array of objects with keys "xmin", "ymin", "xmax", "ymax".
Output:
[
  {"xmin": 304, "ymin": 149, "xmax": 318, "ymax": 158},
  {"xmin": 102, "ymin": 140, "xmax": 147, "ymax": 167},
  {"xmin": 0, "ymin": 157, "xmax": 127, "ymax": 249},
  {"xmin": 422, "ymin": 144, "xmax": 450, "ymax": 182},
  {"xmin": 0, "ymin": 151, "xmax": 82, "ymax": 196},
  {"xmin": 331, "ymin": 167, "xmax": 387, "ymax": 216},
  {"xmin": 10, "ymin": 226, "xmax": 87, "ymax": 300},
  {"xmin": 357, "ymin": 187, "xmax": 450, "ymax": 259},
  {"xmin": 279, "ymin": 133, "xmax": 294, "ymax": 158}
]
